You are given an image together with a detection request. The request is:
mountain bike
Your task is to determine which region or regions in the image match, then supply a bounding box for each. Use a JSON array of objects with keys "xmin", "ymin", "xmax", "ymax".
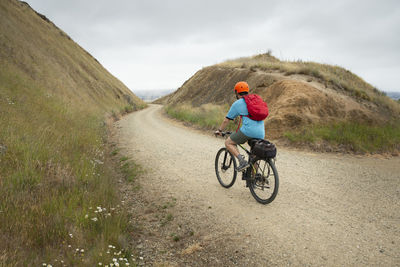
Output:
[{"xmin": 214, "ymin": 131, "xmax": 279, "ymax": 204}]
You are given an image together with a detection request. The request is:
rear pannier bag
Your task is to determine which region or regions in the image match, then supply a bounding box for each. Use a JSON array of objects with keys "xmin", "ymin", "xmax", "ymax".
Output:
[{"xmin": 251, "ymin": 139, "xmax": 277, "ymax": 159}]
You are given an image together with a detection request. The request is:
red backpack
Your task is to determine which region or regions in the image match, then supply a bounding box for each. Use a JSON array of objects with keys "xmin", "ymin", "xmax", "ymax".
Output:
[{"xmin": 242, "ymin": 94, "xmax": 269, "ymax": 121}]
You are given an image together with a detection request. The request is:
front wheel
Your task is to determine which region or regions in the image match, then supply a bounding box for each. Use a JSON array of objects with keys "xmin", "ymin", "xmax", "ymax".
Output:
[
  {"xmin": 249, "ymin": 158, "xmax": 279, "ymax": 204},
  {"xmin": 215, "ymin": 148, "xmax": 237, "ymax": 188}
]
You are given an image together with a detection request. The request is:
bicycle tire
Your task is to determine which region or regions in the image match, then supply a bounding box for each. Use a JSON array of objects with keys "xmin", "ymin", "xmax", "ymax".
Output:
[
  {"xmin": 215, "ymin": 148, "xmax": 237, "ymax": 188},
  {"xmin": 249, "ymin": 158, "xmax": 279, "ymax": 204}
]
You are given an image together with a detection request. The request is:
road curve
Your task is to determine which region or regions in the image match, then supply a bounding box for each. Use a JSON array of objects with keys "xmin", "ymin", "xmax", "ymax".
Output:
[{"xmin": 115, "ymin": 104, "xmax": 400, "ymax": 266}]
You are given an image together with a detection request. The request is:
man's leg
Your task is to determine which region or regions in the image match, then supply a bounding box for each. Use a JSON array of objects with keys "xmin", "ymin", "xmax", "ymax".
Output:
[
  {"xmin": 225, "ymin": 137, "xmax": 239, "ymax": 158},
  {"xmin": 225, "ymin": 136, "xmax": 249, "ymax": 172}
]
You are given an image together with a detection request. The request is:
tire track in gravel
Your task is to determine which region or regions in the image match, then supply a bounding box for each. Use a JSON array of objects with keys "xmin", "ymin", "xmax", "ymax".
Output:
[{"xmin": 115, "ymin": 104, "xmax": 400, "ymax": 266}]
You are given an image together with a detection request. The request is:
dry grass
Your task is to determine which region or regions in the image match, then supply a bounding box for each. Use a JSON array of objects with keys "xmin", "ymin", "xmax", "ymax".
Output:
[
  {"xmin": 219, "ymin": 53, "xmax": 398, "ymax": 112},
  {"xmin": 0, "ymin": 0, "xmax": 145, "ymax": 265}
]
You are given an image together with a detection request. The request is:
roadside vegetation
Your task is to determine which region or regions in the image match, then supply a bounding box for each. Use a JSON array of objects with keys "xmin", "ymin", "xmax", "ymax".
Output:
[
  {"xmin": 284, "ymin": 121, "xmax": 400, "ymax": 154},
  {"xmin": 164, "ymin": 103, "xmax": 400, "ymax": 154},
  {"xmin": 165, "ymin": 103, "xmax": 236, "ymax": 131},
  {"xmin": 0, "ymin": 67, "xmax": 144, "ymax": 265}
]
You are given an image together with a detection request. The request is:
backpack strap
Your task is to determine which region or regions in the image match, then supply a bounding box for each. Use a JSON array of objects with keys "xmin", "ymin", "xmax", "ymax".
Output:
[{"xmin": 236, "ymin": 116, "xmax": 242, "ymax": 133}]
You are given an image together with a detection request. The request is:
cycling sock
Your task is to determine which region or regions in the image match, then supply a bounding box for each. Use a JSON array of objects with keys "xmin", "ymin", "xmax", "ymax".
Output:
[{"xmin": 237, "ymin": 154, "xmax": 246, "ymax": 163}]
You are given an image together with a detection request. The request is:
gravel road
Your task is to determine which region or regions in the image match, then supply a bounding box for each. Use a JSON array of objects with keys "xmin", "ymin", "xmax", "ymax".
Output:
[{"xmin": 115, "ymin": 104, "xmax": 400, "ymax": 266}]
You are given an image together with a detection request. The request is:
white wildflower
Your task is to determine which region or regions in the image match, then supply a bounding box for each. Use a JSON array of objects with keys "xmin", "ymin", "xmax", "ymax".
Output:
[
  {"xmin": 91, "ymin": 217, "xmax": 98, "ymax": 222},
  {"xmin": 113, "ymin": 258, "xmax": 117, "ymax": 262},
  {"xmin": 125, "ymin": 263, "xmax": 130, "ymax": 266},
  {"xmin": 80, "ymin": 249, "xmax": 84, "ymax": 253},
  {"xmin": 69, "ymin": 233, "xmax": 73, "ymax": 238},
  {"xmin": 98, "ymin": 263, "xmax": 103, "ymax": 266},
  {"xmin": 108, "ymin": 245, "xmax": 113, "ymax": 248},
  {"xmin": 115, "ymin": 263, "xmax": 119, "ymax": 267},
  {"xmin": 68, "ymin": 245, "xmax": 71, "ymax": 248},
  {"xmin": 85, "ymin": 214, "xmax": 89, "ymax": 219}
]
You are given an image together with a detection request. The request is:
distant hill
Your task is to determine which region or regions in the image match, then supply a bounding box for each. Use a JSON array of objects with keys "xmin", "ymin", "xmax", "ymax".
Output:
[
  {"xmin": 133, "ymin": 89, "xmax": 174, "ymax": 102},
  {"xmin": 387, "ymin": 92, "xmax": 400, "ymax": 100},
  {"xmin": 157, "ymin": 53, "xmax": 400, "ymax": 139}
]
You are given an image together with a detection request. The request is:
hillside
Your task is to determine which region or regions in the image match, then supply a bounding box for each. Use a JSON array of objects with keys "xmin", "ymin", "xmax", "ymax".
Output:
[
  {"xmin": 0, "ymin": 0, "xmax": 144, "ymax": 265},
  {"xmin": 0, "ymin": 0, "xmax": 143, "ymax": 113},
  {"xmin": 157, "ymin": 53, "xmax": 400, "ymax": 152}
]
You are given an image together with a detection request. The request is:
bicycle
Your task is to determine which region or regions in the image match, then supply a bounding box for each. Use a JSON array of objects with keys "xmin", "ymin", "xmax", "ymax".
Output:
[{"xmin": 214, "ymin": 131, "xmax": 279, "ymax": 204}]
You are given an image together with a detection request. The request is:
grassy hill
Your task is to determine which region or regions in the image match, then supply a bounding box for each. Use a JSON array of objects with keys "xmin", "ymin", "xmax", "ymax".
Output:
[
  {"xmin": 0, "ymin": 0, "xmax": 145, "ymax": 265},
  {"xmin": 158, "ymin": 53, "xmax": 400, "ymax": 154}
]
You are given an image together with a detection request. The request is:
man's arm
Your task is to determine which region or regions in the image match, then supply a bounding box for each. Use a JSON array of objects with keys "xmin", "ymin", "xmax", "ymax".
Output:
[{"xmin": 218, "ymin": 117, "xmax": 231, "ymax": 132}]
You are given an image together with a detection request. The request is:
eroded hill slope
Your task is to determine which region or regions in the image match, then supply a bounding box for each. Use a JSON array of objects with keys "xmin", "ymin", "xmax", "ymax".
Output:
[{"xmin": 157, "ymin": 54, "xmax": 400, "ymax": 138}]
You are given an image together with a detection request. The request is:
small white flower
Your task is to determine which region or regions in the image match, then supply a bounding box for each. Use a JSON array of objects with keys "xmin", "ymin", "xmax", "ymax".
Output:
[
  {"xmin": 69, "ymin": 233, "xmax": 73, "ymax": 238},
  {"xmin": 80, "ymin": 249, "xmax": 84, "ymax": 253},
  {"xmin": 91, "ymin": 217, "xmax": 98, "ymax": 222},
  {"xmin": 119, "ymin": 258, "xmax": 123, "ymax": 261},
  {"xmin": 43, "ymin": 264, "xmax": 47, "ymax": 266},
  {"xmin": 98, "ymin": 263, "xmax": 103, "ymax": 266},
  {"xmin": 125, "ymin": 263, "xmax": 130, "ymax": 266},
  {"xmin": 68, "ymin": 245, "xmax": 71, "ymax": 248},
  {"xmin": 85, "ymin": 214, "xmax": 89, "ymax": 219},
  {"xmin": 108, "ymin": 245, "xmax": 113, "ymax": 248},
  {"xmin": 113, "ymin": 258, "xmax": 117, "ymax": 262},
  {"xmin": 115, "ymin": 263, "xmax": 119, "ymax": 267},
  {"xmin": 76, "ymin": 248, "xmax": 80, "ymax": 252},
  {"xmin": 139, "ymin": 256, "xmax": 144, "ymax": 260}
]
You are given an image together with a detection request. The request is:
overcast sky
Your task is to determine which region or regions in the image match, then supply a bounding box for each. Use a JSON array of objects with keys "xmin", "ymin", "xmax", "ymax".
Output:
[{"xmin": 25, "ymin": 0, "xmax": 400, "ymax": 92}]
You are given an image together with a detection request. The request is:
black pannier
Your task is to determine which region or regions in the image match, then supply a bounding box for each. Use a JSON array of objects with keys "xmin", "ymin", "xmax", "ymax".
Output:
[{"xmin": 250, "ymin": 139, "xmax": 277, "ymax": 159}]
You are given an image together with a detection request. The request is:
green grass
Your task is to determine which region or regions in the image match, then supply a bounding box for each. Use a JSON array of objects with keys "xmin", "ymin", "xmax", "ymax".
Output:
[
  {"xmin": 284, "ymin": 121, "xmax": 400, "ymax": 153},
  {"xmin": 165, "ymin": 103, "xmax": 239, "ymax": 131},
  {"xmin": 0, "ymin": 68, "xmax": 140, "ymax": 265}
]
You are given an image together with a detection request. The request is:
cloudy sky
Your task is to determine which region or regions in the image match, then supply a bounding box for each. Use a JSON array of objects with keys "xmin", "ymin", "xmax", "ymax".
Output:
[{"xmin": 25, "ymin": 0, "xmax": 400, "ymax": 92}]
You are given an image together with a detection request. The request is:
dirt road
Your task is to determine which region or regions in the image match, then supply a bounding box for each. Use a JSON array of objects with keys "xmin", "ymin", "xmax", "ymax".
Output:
[{"xmin": 115, "ymin": 104, "xmax": 400, "ymax": 266}]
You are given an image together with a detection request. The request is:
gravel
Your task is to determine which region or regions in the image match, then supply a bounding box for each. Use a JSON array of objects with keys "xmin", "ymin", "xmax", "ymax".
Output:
[{"xmin": 114, "ymin": 104, "xmax": 400, "ymax": 266}]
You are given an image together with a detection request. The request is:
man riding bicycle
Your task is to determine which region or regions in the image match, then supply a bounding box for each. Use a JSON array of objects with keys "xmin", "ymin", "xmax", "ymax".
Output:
[{"xmin": 215, "ymin": 81, "xmax": 265, "ymax": 172}]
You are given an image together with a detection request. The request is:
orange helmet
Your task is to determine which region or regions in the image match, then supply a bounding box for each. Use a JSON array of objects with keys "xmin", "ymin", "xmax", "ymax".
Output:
[{"xmin": 234, "ymin": 81, "xmax": 249, "ymax": 94}]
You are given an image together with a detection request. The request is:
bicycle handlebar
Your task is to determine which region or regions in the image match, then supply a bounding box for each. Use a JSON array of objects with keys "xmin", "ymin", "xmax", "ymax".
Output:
[{"xmin": 214, "ymin": 131, "xmax": 232, "ymax": 138}]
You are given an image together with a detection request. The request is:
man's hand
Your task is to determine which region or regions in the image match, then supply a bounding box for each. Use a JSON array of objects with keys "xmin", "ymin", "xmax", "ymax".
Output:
[{"xmin": 214, "ymin": 129, "xmax": 222, "ymax": 136}]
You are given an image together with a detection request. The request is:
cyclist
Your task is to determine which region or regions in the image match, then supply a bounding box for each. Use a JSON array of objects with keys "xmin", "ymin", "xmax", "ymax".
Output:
[{"xmin": 215, "ymin": 81, "xmax": 265, "ymax": 172}]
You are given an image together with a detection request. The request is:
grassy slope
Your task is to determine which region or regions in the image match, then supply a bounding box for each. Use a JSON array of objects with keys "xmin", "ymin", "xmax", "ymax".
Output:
[
  {"xmin": 0, "ymin": 0, "xmax": 145, "ymax": 265},
  {"xmin": 162, "ymin": 53, "xmax": 400, "ymax": 154}
]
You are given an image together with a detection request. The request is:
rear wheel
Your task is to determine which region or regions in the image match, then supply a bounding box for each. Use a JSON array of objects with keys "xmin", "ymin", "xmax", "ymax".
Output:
[
  {"xmin": 215, "ymin": 148, "xmax": 237, "ymax": 188},
  {"xmin": 249, "ymin": 158, "xmax": 279, "ymax": 204}
]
